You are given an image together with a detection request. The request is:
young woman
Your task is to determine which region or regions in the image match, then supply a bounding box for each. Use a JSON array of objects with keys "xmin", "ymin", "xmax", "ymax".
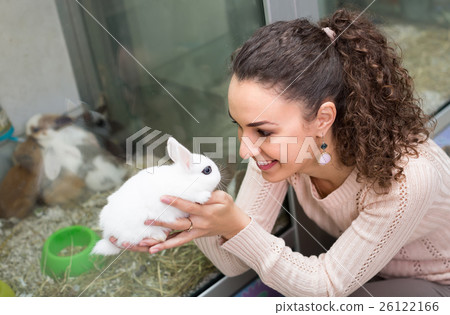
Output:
[{"xmin": 118, "ymin": 9, "xmax": 450, "ymax": 297}]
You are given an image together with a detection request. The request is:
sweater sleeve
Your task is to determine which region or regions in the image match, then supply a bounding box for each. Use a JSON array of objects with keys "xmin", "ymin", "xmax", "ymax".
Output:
[
  {"xmin": 194, "ymin": 159, "xmax": 288, "ymax": 277},
  {"xmin": 221, "ymin": 158, "xmax": 442, "ymax": 296}
]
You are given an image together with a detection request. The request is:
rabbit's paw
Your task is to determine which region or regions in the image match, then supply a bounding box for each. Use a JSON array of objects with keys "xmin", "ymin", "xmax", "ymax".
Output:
[{"xmin": 195, "ymin": 191, "xmax": 211, "ymax": 204}]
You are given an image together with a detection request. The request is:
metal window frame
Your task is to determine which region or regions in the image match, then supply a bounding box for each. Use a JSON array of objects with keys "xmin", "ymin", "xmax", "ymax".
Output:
[
  {"xmin": 433, "ymin": 101, "xmax": 450, "ymax": 136},
  {"xmin": 55, "ymin": 0, "xmax": 101, "ymax": 106}
]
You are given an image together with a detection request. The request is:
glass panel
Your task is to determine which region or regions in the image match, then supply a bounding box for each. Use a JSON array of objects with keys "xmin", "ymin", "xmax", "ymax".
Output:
[
  {"xmin": 79, "ymin": 0, "xmax": 265, "ymax": 162},
  {"xmin": 51, "ymin": 0, "xmax": 264, "ymax": 297},
  {"xmin": 76, "ymin": 0, "xmax": 266, "ymax": 296},
  {"xmin": 318, "ymin": 0, "xmax": 450, "ymax": 115}
]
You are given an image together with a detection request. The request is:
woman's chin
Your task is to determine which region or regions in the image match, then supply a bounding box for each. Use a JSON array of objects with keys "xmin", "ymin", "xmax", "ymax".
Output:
[
  {"xmin": 260, "ymin": 169, "xmax": 288, "ymax": 183},
  {"xmin": 259, "ymin": 162, "xmax": 302, "ymax": 183}
]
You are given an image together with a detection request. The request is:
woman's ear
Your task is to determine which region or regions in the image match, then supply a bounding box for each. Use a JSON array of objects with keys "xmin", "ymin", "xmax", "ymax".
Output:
[{"xmin": 315, "ymin": 102, "xmax": 336, "ymax": 136}]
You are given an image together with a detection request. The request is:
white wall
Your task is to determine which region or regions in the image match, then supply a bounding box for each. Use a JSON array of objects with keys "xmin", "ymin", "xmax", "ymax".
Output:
[{"xmin": 0, "ymin": 0, "xmax": 79, "ymax": 135}]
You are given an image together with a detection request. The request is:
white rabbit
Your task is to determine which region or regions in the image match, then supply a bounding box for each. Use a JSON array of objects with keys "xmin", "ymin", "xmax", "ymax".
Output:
[{"xmin": 91, "ymin": 137, "xmax": 221, "ymax": 256}]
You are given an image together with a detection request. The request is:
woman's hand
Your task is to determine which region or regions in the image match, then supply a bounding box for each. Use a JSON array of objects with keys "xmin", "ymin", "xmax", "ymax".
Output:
[
  {"xmin": 141, "ymin": 190, "xmax": 251, "ymax": 254},
  {"xmin": 109, "ymin": 234, "xmax": 169, "ymax": 253}
]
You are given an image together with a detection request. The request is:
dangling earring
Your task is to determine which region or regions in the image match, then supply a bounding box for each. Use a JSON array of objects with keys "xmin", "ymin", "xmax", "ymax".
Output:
[{"xmin": 319, "ymin": 134, "xmax": 331, "ymax": 166}]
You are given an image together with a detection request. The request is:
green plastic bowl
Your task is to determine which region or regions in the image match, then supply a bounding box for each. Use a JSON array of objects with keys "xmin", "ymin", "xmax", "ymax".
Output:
[
  {"xmin": 0, "ymin": 280, "xmax": 15, "ymax": 297},
  {"xmin": 41, "ymin": 225, "xmax": 103, "ymax": 278}
]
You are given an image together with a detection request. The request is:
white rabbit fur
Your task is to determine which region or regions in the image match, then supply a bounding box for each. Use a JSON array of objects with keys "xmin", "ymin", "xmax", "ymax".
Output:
[
  {"xmin": 91, "ymin": 137, "xmax": 221, "ymax": 255},
  {"xmin": 26, "ymin": 114, "xmax": 100, "ymax": 180},
  {"xmin": 26, "ymin": 114, "xmax": 126, "ymax": 192},
  {"xmin": 85, "ymin": 155, "xmax": 127, "ymax": 191}
]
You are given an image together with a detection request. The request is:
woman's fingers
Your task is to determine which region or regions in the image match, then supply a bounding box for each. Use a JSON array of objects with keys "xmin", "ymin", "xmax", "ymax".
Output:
[
  {"xmin": 109, "ymin": 236, "xmax": 165, "ymax": 253},
  {"xmin": 145, "ymin": 217, "xmax": 193, "ymax": 231},
  {"xmin": 160, "ymin": 196, "xmax": 202, "ymax": 215},
  {"xmin": 122, "ymin": 242, "xmax": 153, "ymax": 253},
  {"xmin": 149, "ymin": 230, "xmax": 199, "ymax": 254},
  {"xmin": 109, "ymin": 236, "xmax": 120, "ymax": 247},
  {"xmin": 144, "ymin": 219, "xmax": 159, "ymax": 226},
  {"xmin": 138, "ymin": 234, "xmax": 169, "ymax": 246}
]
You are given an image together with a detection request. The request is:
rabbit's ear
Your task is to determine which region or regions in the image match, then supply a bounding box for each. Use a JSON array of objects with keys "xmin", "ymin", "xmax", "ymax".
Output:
[{"xmin": 167, "ymin": 137, "xmax": 192, "ymax": 171}]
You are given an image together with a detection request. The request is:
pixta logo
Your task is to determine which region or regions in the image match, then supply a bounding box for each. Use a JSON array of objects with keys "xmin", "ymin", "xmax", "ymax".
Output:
[
  {"xmin": 126, "ymin": 127, "xmax": 329, "ymax": 171},
  {"xmin": 126, "ymin": 127, "xmax": 171, "ymax": 171}
]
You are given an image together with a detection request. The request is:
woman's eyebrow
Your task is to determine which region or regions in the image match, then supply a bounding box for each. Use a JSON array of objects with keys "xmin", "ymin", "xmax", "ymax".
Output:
[
  {"xmin": 228, "ymin": 109, "xmax": 278, "ymax": 127},
  {"xmin": 247, "ymin": 121, "xmax": 278, "ymax": 127}
]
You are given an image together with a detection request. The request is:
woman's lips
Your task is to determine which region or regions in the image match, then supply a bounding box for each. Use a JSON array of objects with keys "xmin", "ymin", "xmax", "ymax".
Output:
[{"xmin": 256, "ymin": 159, "xmax": 278, "ymax": 170}]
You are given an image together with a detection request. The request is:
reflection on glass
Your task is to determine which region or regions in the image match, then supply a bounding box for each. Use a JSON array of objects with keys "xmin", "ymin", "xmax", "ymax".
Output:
[
  {"xmin": 0, "ymin": 0, "xmax": 267, "ymax": 297},
  {"xmin": 319, "ymin": 0, "xmax": 450, "ymax": 115},
  {"xmin": 81, "ymin": 0, "xmax": 265, "ymax": 170}
]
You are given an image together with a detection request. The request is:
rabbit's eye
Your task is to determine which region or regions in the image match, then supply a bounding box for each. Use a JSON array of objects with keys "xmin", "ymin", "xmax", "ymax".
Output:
[{"xmin": 202, "ymin": 166, "xmax": 212, "ymax": 175}]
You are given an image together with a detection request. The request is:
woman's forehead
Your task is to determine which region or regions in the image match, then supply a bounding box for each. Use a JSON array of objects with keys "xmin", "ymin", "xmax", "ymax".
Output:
[{"xmin": 228, "ymin": 77, "xmax": 302, "ymax": 121}]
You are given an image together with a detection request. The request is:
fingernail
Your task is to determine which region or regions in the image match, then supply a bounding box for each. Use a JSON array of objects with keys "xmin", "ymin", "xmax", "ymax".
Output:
[
  {"xmin": 150, "ymin": 247, "xmax": 160, "ymax": 254},
  {"xmin": 160, "ymin": 196, "xmax": 173, "ymax": 204}
]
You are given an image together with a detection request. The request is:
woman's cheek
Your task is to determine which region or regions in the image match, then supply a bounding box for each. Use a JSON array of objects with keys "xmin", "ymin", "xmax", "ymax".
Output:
[
  {"xmin": 292, "ymin": 146, "xmax": 302, "ymax": 166},
  {"xmin": 263, "ymin": 142, "xmax": 280, "ymax": 161},
  {"xmin": 270, "ymin": 141, "xmax": 295, "ymax": 165}
]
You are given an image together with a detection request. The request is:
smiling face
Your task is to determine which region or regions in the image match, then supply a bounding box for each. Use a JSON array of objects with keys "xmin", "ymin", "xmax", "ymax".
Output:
[{"xmin": 228, "ymin": 75, "xmax": 324, "ymax": 182}]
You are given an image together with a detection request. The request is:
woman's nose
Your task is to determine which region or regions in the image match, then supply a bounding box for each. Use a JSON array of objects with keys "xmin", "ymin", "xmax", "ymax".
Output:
[{"xmin": 239, "ymin": 135, "xmax": 262, "ymax": 159}]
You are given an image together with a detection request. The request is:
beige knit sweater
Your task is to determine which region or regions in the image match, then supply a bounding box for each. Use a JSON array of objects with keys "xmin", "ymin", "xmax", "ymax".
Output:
[{"xmin": 194, "ymin": 138, "xmax": 450, "ymax": 296}]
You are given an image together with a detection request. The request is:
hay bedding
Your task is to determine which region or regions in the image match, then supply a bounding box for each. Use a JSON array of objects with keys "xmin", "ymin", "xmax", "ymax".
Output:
[{"xmin": 0, "ymin": 185, "xmax": 219, "ymax": 297}]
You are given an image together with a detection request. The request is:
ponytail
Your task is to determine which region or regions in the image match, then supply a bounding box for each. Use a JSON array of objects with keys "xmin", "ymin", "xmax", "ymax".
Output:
[{"xmin": 319, "ymin": 9, "xmax": 432, "ymax": 192}]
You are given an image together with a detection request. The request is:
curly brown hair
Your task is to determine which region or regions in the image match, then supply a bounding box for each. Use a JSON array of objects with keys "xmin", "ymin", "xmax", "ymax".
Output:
[{"xmin": 230, "ymin": 9, "xmax": 433, "ymax": 192}]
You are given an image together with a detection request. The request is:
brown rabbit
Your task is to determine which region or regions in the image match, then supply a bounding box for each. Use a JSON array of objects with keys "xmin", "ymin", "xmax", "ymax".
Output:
[
  {"xmin": 40, "ymin": 169, "xmax": 85, "ymax": 206},
  {"xmin": 0, "ymin": 137, "xmax": 43, "ymax": 219}
]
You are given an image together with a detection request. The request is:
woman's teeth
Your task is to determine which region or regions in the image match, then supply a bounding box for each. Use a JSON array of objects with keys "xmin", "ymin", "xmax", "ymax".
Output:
[
  {"xmin": 256, "ymin": 160, "xmax": 278, "ymax": 170},
  {"xmin": 257, "ymin": 160, "xmax": 274, "ymax": 166}
]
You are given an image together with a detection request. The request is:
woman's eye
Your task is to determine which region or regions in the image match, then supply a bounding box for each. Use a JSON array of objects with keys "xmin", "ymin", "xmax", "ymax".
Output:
[{"xmin": 257, "ymin": 129, "xmax": 272, "ymax": 137}]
